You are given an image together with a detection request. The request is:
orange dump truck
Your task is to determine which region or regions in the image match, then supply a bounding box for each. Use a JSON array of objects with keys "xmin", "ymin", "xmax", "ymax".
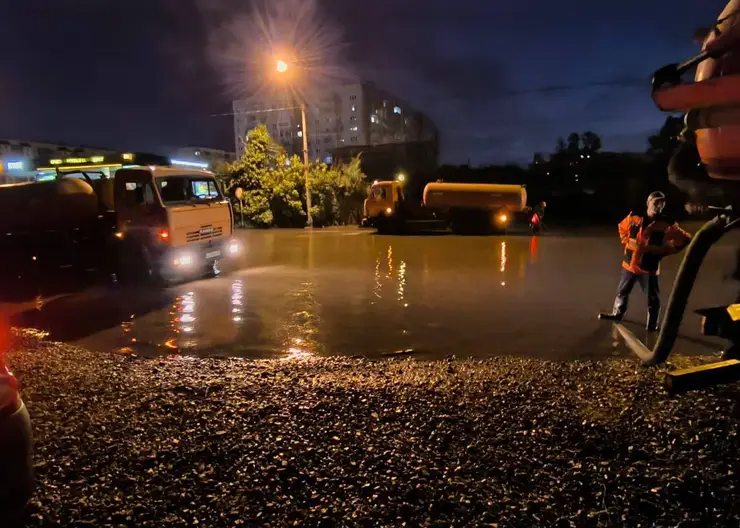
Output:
[{"xmin": 363, "ymin": 180, "xmax": 529, "ymax": 234}]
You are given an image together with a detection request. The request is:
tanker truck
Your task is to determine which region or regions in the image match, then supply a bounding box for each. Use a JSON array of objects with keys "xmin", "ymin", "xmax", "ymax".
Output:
[
  {"xmin": 363, "ymin": 180, "xmax": 529, "ymax": 234},
  {"xmin": 0, "ymin": 158, "xmax": 241, "ymax": 291}
]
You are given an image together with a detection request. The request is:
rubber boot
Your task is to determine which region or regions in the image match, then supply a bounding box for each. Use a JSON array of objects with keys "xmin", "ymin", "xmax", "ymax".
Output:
[
  {"xmin": 598, "ymin": 312, "xmax": 623, "ymax": 321},
  {"xmin": 647, "ymin": 309, "xmax": 660, "ymax": 332}
]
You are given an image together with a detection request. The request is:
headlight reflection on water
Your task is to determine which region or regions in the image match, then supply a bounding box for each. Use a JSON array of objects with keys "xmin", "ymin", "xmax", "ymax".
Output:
[{"xmin": 231, "ymin": 280, "xmax": 244, "ymax": 324}]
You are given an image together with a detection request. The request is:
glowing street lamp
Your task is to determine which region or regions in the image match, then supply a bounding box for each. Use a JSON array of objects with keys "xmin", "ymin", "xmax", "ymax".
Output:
[
  {"xmin": 396, "ymin": 172, "xmax": 406, "ymax": 183},
  {"xmin": 275, "ymin": 58, "xmax": 313, "ymax": 228}
]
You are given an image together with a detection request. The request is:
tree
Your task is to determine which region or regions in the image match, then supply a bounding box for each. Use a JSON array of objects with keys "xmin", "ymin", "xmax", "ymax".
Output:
[
  {"xmin": 567, "ymin": 133, "xmax": 581, "ymax": 155},
  {"xmin": 581, "ymin": 131, "xmax": 602, "ymax": 153},
  {"xmin": 555, "ymin": 137, "xmax": 567, "ymax": 154},
  {"xmin": 217, "ymin": 124, "xmax": 367, "ymax": 228},
  {"xmin": 217, "ymin": 125, "xmax": 304, "ymax": 227},
  {"xmin": 647, "ymin": 116, "xmax": 684, "ymax": 158}
]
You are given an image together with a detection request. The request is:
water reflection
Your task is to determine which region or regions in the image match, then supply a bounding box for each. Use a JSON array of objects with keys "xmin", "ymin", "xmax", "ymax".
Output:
[
  {"xmin": 398, "ymin": 260, "xmax": 407, "ymax": 306},
  {"xmin": 231, "ymin": 280, "xmax": 244, "ymax": 325},
  {"xmin": 279, "ymin": 281, "xmax": 320, "ymax": 361},
  {"xmin": 529, "ymin": 236, "xmax": 539, "ymax": 262},
  {"xmin": 500, "ymin": 241, "xmax": 507, "ymax": 286}
]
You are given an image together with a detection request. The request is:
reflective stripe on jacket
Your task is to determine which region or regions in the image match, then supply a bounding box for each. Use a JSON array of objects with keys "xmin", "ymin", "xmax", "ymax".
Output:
[{"xmin": 618, "ymin": 213, "xmax": 692, "ymax": 275}]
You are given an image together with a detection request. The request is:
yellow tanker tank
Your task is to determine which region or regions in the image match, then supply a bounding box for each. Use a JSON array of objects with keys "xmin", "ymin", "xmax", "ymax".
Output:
[{"xmin": 423, "ymin": 183, "xmax": 527, "ymax": 211}]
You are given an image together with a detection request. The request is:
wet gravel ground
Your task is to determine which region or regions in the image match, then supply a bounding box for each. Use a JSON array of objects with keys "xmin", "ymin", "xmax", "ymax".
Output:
[{"xmin": 8, "ymin": 331, "xmax": 740, "ymax": 527}]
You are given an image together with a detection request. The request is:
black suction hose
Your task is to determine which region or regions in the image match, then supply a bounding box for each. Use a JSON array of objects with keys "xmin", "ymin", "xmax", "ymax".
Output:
[{"xmin": 643, "ymin": 216, "xmax": 729, "ymax": 366}]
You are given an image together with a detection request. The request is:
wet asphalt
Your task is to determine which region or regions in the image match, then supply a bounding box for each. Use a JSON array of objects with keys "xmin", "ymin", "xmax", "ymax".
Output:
[{"xmin": 2, "ymin": 225, "xmax": 737, "ymax": 361}]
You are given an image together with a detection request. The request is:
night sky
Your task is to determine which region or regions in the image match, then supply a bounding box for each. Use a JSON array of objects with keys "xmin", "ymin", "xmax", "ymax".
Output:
[{"xmin": 0, "ymin": 0, "xmax": 727, "ymax": 165}]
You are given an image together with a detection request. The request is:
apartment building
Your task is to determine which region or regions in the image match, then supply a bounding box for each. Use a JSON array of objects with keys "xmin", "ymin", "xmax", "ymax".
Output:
[{"xmin": 232, "ymin": 82, "xmax": 438, "ymax": 164}]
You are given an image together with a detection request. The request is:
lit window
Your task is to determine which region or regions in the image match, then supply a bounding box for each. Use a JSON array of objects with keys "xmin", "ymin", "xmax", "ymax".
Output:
[
  {"xmin": 324, "ymin": 155, "xmax": 333, "ymax": 164},
  {"xmin": 350, "ymin": 126, "xmax": 358, "ymax": 131},
  {"xmin": 371, "ymin": 115, "xmax": 378, "ymax": 124},
  {"xmin": 297, "ymin": 131, "xmax": 303, "ymax": 137},
  {"xmin": 394, "ymin": 106, "xmax": 401, "ymax": 114},
  {"xmin": 351, "ymin": 105, "xmax": 356, "ymax": 112},
  {"xmin": 340, "ymin": 138, "xmax": 345, "ymax": 143},
  {"xmin": 383, "ymin": 100, "xmax": 387, "ymax": 107},
  {"xmin": 195, "ymin": 151, "xmax": 201, "ymax": 156},
  {"xmin": 350, "ymin": 116, "xmax": 357, "ymax": 121}
]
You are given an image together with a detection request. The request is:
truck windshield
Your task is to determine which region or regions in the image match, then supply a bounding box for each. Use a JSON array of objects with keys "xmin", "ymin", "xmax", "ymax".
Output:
[{"xmin": 156, "ymin": 176, "xmax": 222, "ymax": 204}]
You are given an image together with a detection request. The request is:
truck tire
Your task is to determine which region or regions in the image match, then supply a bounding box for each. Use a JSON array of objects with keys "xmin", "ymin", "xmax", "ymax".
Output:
[{"xmin": 116, "ymin": 240, "xmax": 162, "ymax": 286}]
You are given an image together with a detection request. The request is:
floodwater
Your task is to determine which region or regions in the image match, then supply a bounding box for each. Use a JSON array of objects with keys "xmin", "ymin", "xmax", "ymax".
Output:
[{"xmin": 3, "ymin": 226, "xmax": 738, "ymax": 361}]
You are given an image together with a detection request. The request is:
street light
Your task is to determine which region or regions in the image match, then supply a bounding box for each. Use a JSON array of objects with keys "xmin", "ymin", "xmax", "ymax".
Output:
[
  {"xmin": 396, "ymin": 172, "xmax": 406, "ymax": 183},
  {"xmin": 276, "ymin": 58, "xmax": 313, "ymax": 228}
]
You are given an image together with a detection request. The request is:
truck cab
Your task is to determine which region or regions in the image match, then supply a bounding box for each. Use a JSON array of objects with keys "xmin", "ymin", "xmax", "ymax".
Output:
[
  {"xmin": 114, "ymin": 166, "xmax": 239, "ymax": 282},
  {"xmin": 363, "ymin": 181, "xmax": 403, "ymax": 223}
]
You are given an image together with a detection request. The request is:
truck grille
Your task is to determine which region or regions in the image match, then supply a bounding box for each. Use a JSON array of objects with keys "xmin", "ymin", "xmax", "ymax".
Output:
[{"xmin": 186, "ymin": 225, "xmax": 223, "ymax": 243}]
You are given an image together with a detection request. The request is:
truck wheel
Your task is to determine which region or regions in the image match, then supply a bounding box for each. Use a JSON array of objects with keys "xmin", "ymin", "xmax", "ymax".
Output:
[{"xmin": 117, "ymin": 241, "xmax": 162, "ymax": 286}]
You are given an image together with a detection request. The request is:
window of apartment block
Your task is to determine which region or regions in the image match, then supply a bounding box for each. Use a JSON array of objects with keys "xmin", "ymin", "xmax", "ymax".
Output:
[
  {"xmin": 350, "ymin": 116, "xmax": 357, "ymax": 121},
  {"xmin": 394, "ymin": 106, "xmax": 402, "ymax": 114},
  {"xmin": 351, "ymin": 136, "xmax": 358, "ymax": 142},
  {"xmin": 350, "ymin": 95, "xmax": 357, "ymax": 100},
  {"xmin": 351, "ymin": 105, "xmax": 356, "ymax": 112},
  {"xmin": 350, "ymin": 126, "xmax": 358, "ymax": 131}
]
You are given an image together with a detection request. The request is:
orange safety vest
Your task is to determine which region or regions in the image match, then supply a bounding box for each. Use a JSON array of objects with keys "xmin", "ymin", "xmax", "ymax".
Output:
[{"xmin": 619, "ymin": 213, "xmax": 692, "ymax": 275}]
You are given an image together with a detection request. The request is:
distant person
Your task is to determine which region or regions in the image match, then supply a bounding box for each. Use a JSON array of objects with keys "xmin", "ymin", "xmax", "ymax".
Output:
[
  {"xmin": 531, "ymin": 201, "xmax": 547, "ymax": 233},
  {"xmin": 598, "ymin": 192, "xmax": 692, "ymax": 331}
]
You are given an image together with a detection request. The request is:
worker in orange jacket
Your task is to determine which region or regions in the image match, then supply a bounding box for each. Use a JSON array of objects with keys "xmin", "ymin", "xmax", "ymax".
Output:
[{"xmin": 599, "ymin": 192, "xmax": 692, "ymax": 331}]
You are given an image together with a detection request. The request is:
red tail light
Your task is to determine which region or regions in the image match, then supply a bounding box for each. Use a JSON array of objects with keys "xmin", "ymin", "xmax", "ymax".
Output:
[{"xmin": 158, "ymin": 228, "xmax": 170, "ymax": 242}]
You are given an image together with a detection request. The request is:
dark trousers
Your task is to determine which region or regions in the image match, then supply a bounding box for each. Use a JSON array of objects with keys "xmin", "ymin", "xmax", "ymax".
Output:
[{"xmin": 613, "ymin": 268, "xmax": 660, "ymax": 317}]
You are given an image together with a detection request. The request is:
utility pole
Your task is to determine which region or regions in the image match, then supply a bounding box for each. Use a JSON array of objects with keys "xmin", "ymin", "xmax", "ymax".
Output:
[{"xmin": 301, "ymin": 103, "xmax": 313, "ymax": 228}]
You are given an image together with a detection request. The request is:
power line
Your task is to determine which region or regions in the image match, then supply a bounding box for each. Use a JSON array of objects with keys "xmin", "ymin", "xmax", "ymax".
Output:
[
  {"xmin": 211, "ymin": 77, "xmax": 649, "ymax": 117},
  {"xmin": 210, "ymin": 106, "xmax": 301, "ymax": 117}
]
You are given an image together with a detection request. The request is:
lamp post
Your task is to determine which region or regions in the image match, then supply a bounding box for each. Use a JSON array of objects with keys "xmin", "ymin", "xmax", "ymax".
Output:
[{"xmin": 276, "ymin": 59, "xmax": 313, "ymax": 228}]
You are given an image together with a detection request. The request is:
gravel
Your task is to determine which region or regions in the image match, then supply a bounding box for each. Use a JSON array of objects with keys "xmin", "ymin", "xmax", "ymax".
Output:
[{"xmin": 7, "ymin": 330, "xmax": 740, "ymax": 527}]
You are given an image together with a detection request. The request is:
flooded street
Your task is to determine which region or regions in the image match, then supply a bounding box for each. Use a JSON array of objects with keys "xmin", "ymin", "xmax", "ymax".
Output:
[{"xmin": 4, "ymin": 226, "xmax": 738, "ymax": 360}]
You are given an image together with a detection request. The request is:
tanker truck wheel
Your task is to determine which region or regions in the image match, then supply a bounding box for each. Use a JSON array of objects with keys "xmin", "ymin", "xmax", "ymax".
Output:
[{"xmin": 116, "ymin": 240, "xmax": 162, "ymax": 286}]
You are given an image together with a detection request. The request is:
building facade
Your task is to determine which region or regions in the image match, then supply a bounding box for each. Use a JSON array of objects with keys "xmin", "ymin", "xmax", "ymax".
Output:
[
  {"xmin": 0, "ymin": 139, "xmax": 113, "ymax": 183},
  {"xmin": 232, "ymin": 82, "xmax": 438, "ymax": 165}
]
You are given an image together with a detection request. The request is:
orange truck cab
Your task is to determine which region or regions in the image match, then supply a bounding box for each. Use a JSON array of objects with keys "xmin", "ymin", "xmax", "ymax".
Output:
[{"xmin": 114, "ymin": 166, "xmax": 241, "ymax": 282}]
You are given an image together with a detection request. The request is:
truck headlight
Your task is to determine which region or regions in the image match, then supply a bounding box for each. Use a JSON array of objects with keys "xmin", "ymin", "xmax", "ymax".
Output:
[
  {"xmin": 174, "ymin": 254, "xmax": 194, "ymax": 267},
  {"xmin": 228, "ymin": 241, "xmax": 240, "ymax": 254}
]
